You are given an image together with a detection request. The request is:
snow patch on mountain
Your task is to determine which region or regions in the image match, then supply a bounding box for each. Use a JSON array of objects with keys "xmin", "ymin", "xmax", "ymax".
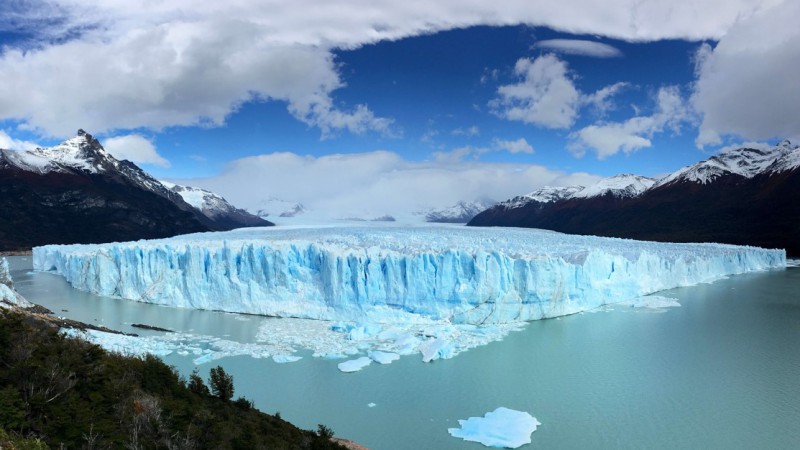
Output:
[
  {"xmin": 423, "ymin": 200, "xmax": 496, "ymax": 223},
  {"xmin": 160, "ymin": 181, "xmax": 233, "ymax": 217},
  {"xmin": 0, "ymin": 148, "xmax": 55, "ymax": 173},
  {"xmin": 499, "ymin": 186, "xmax": 584, "ymax": 209},
  {"xmin": 766, "ymin": 140, "xmax": 800, "ymax": 174},
  {"xmin": 570, "ymin": 174, "xmax": 656, "ymax": 199}
]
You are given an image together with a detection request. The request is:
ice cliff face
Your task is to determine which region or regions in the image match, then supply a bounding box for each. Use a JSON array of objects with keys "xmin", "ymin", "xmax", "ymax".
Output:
[{"xmin": 32, "ymin": 226, "xmax": 785, "ymax": 325}]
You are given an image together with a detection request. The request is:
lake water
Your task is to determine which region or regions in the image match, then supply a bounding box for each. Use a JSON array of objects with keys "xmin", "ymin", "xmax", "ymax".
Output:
[{"xmin": 7, "ymin": 256, "xmax": 800, "ymax": 449}]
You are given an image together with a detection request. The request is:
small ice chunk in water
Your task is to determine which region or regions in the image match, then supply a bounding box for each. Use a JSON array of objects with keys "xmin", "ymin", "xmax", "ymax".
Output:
[
  {"xmin": 337, "ymin": 356, "xmax": 372, "ymax": 373},
  {"xmin": 448, "ymin": 407, "xmax": 541, "ymax": 448},
  {"xmin": 617, "ymin": 295, "xmax": 681, "ymax": 309},
  {"xmin": 368, "ymin": 350, "xmax": 400, "ymax": 364},
  {"xmin": 272, "ymin": 354, "xmax": 302, "ymax": 363},
  {"xmin": 193, "ymin": 353, "xmax": 215, "ymax": 365},
  {"xmin": 367, "ymin": 403, "xmax": 376, "ymax": 408}
]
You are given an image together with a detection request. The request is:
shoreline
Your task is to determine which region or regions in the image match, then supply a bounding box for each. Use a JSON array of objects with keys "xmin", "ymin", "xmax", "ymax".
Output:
[{"xmin": 0, "ymin": 249, "xmax": 32, "ymax": 256}]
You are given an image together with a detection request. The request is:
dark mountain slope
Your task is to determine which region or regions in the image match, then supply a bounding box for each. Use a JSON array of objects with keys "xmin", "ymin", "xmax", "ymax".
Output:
[
  {"xmin": 0, "ymin": 130, "xmax": 271, "ymax": 251},
  {"xmin": 469, "ymin": 142, "xmax": 800, "ymax": 256}
]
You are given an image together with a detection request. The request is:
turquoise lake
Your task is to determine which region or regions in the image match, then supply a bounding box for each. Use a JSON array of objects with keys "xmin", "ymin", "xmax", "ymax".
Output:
[{"xmin": 8, "ymin": 256, "xmax": 800, "ymax": 449}]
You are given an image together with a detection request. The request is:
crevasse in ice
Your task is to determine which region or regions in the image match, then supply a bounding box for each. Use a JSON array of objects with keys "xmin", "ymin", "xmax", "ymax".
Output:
[{"xmin": 32, "ymin": 225, "xmax": 785, "ymax": 325}]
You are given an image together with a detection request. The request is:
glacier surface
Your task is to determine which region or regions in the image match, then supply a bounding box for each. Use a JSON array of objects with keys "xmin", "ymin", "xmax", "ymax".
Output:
[{"xmin": 33, "ymin": 225, "xmax": 784, "ymax": 325}]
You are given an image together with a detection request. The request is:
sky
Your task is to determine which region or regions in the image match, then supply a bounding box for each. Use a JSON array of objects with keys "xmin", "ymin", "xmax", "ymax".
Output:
[{"xmin": 0, "ymin": 0, "xmax": 798, "ymax": 219}]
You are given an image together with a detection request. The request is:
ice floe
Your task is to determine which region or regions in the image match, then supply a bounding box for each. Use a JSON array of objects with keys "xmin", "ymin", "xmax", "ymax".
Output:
[
  {"xmin": 448, "ymin": 407, "xmax": 541, "ymax": 448},
  {"xmin": 338, "ymin": 357, "xmax": 372, "ymax": 373}
]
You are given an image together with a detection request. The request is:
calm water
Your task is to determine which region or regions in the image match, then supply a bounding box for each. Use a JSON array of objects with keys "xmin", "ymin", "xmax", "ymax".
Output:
[{"xmin": 8, "ymin": 256, "xmax": 800, "ymax": 449}]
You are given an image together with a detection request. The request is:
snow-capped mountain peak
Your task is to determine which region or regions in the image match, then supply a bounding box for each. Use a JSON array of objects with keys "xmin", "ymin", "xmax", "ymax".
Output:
[
  {"xmin": 160, "ymin": 181, "xmax": 269, "ymax": 227},
  {"xmin": 28, "ymin": 129, "xmax": 112, "ymax": 173},
  {"xmin": 655, "ymin": 141, "xmax": 798, "ymax": 187},
  {"xmin": 499, "ymin": 186, "xmax": 584, "ymax": 209},
  {"xmin": 423, "ymin": 200, "xmax": 496, "ymax": 223},
  {"xmin": 766, "ymin": 140, "xmax": 800, "ymax": 174},
  {"xmin": 570, "ymin": 174, "xmax": 656, "ymax": 199}
]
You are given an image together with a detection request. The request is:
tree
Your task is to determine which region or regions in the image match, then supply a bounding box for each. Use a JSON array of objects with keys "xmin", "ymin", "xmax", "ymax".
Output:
[
  {"xmin": 187, "ymin": 370, "xmax": 209, "ymax": 396},
  {"xmin": 317, "ymin": 424, "xmax": 334, "ymax": 440},
  {"xmin": 208, "ymin": 366, "xmax": 234, "ymax": 401}
]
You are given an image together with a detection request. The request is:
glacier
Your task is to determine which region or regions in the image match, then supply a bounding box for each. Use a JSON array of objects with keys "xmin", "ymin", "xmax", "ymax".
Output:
[{"xmin": 33, "ymin": 225, "xmax": 785, "ymax": 326}]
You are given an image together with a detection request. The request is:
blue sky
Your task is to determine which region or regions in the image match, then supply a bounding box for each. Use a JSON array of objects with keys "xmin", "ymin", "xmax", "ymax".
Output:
[{"xmin": 0, "ymin": 1, "xmax": 798, "ymax": 218}]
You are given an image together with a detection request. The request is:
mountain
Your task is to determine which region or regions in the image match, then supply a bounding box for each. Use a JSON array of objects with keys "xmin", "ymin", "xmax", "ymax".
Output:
[
  {"xmin": 160, "ymin": 181, "xmax": 269, "ymax": 229},
  {"xmin": 422, "ymin": 200, "xmax": 497, "ymax": 223},
  {"xmin": 469, "ymin": 141, "xmax": 800, "ymax": 256},
  {"xmin": 279, "ymin": 203, "xmax": 306, "ymax": 218},
  {"xmin": 0, "ymin": 130, "xmax": 271, "ymax": 251}
]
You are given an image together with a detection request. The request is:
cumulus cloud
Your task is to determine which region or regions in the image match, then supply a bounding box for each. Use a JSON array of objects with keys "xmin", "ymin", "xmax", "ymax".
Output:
[
  {"xmin": 0, "ymin": 0, "xmax": 780, "ymax": 138},
  {"xmin": 491, "ymin": 55, "xmax": 580, "ymax": 129},
  {"xmin": 569, "ymin": 86, "xmax": 690, "ymax": 159},
  {"xmin": 692, "ymin": 0, "xmax": 800, "ymax": 147},
  {"xmin": 533, "ymin": 39, "xmax": 623, "ymax": 58},
  {"xmin": 179, "ymin": 149, "xmax": 600, "ymax": 219},
  {"xmin": 103, "ymin": 134, "xmax": 170, "ymax": 167},
  {"xmin": 0, "ymin": 25, "xmax": 393, "ymax": 138},
  {"xmin": 492, "ymin": 138, "xmax": 534, "ymax": 154},
  {"xmin": 0, "ymin": 130, "xmax": 40, "ymax": 151}
]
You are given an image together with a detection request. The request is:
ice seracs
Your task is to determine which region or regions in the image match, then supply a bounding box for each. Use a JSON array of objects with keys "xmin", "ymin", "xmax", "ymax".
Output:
[
  {"xmin": 0, "ymin": 257, "xmax": 33, "ymax": 308},
  {"xmin": 33, "ymin": 225, "xmax": 785, "ymax": 326}
]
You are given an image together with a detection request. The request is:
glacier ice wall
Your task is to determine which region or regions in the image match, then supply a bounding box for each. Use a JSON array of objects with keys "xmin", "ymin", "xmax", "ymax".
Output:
[{"xmin": 32, "ymin": 226, "xmax": 785, "ymax": 324}]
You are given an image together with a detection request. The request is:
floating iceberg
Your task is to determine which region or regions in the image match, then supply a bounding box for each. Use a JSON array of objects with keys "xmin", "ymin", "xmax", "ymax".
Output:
[
  {"xmin": 448, "ymin": 407, "xmax": 541, "ymax": 448},
  {"xmin": 338, "ymin": 357, "xmax": 372, "ymax": 373},
  {"xmin": 368, "ymin": 350, "xmax": 400, "ymax": 364},
  {"xmin": 33, "ymin": 225, "xmax": 785, "ymax": 325},
  {"xmin": 272, "ymin": 354, "xmax": 302, "ymax": 363}
]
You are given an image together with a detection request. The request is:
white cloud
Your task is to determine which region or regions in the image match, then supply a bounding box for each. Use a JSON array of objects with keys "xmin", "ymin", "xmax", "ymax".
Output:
[
  {"xmin": 432, "ymin": 146, "xmax": 478, "ymax": 163},
  {"xmin": 0, "ymin": 130, "xmax": 40, "ymax": 151},
  {"xmin": 582, "ymin": 82, "xmax": 630, "ymax": 116},
  {"xmin": 432, "ymin": 138, "xmax": 534, "ymax": 162},
  {"xmin": 452, "ymin": 126, "xmax": 480, "ymax": 137},
  {"xmin": 492, "ymin": 138, "xmax": 534, "ymax": 154},
  {"xmin": 533, "ymin": 39, "xmax": 622, "ymax": 58},
  {"xmin": 569, "ymin": 86, "xmax": 689, "ymax": 159},
  {"xmin": 714, "ymin": 141, "xmax": 774, "ymax": 154},
  {"xmin": 692, "ymin": 0, "xmax": 800, "ymax": 147},
  {"xmin": 0, "ymin": 0, "xmax": 780, "ymax": 138},
  {"xmin": 0, "ymin": 26, "xmax": 393, "ymax": 138},
  {"xmin": 179, "ymin": 149, "xmax": 601, "ymax": 219},
  {"xmin": 103, "ymin": 134, "xmax": 170, "ymax": 167},
  {"xmin": 491, "ymin": 55, "xmax": 580, "ymax": 129}
]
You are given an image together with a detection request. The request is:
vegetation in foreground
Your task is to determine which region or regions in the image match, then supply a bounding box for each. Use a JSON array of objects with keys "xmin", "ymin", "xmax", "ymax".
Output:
[{"xmin": 0, "ymin": 309, "xmax": 345, "ymax": 449}]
